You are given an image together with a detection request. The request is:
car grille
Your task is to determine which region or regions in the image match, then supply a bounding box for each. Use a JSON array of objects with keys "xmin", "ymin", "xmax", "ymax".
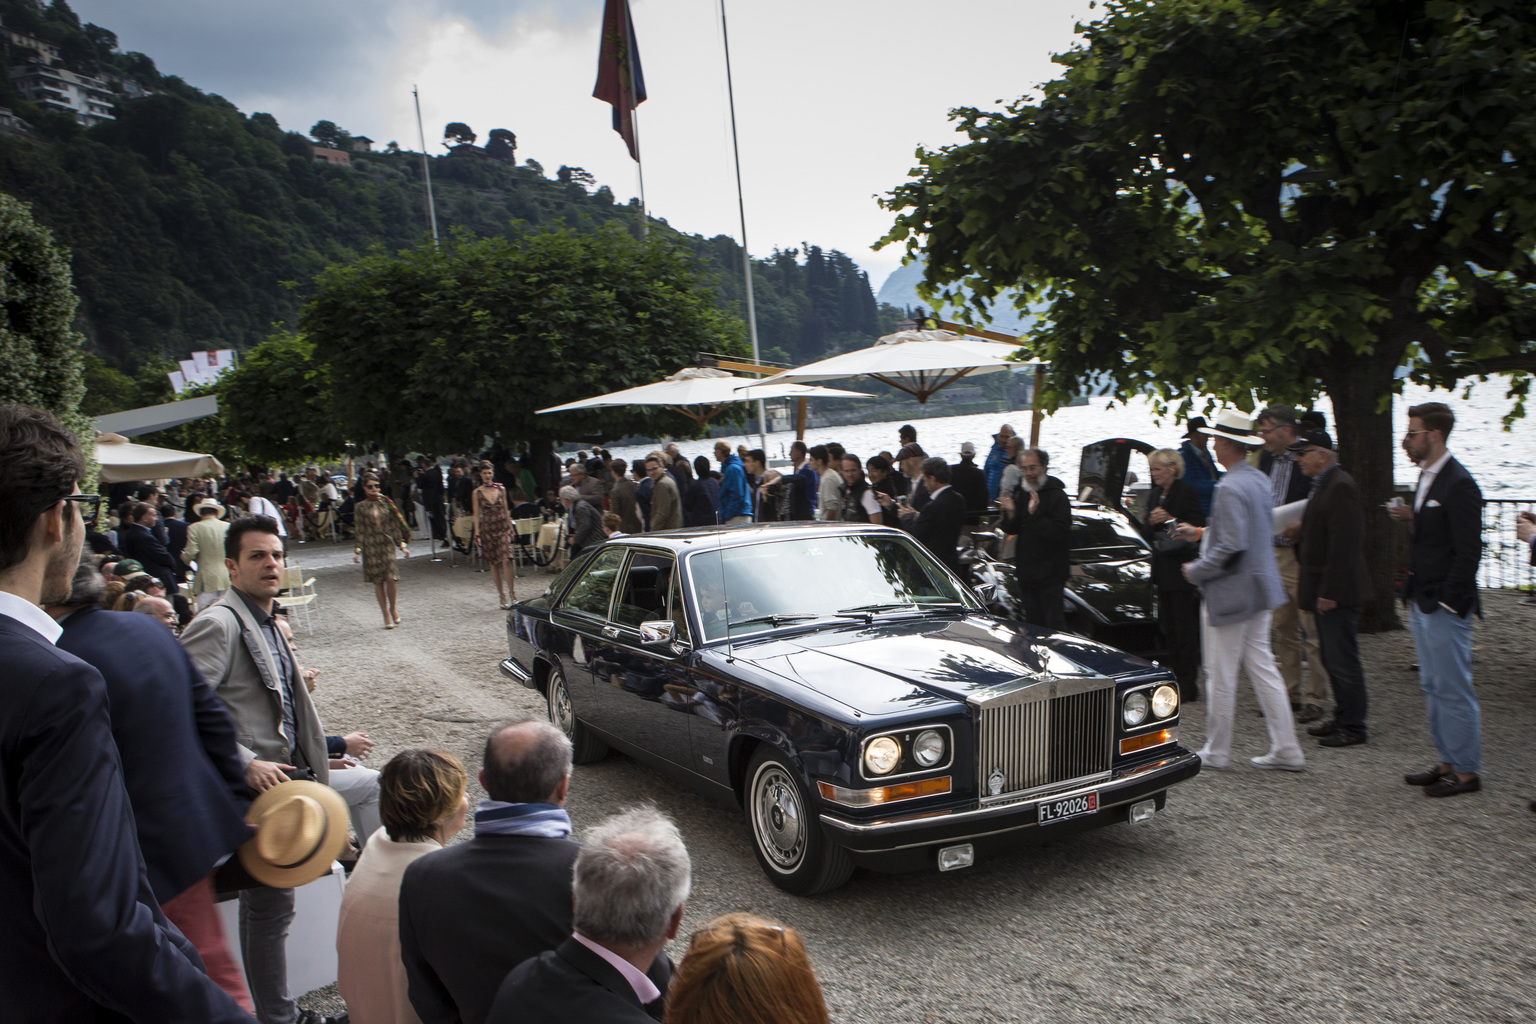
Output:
[{"xmin": 975, "ymin": 687, "xmax": 1113, "ymax": 802}]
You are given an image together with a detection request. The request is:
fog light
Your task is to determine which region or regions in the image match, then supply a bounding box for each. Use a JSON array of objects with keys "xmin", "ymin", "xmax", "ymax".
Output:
[
  {"xmin": 937, "ymin": 843, "xmax": 974, "ymax": 871},
  {"xmin": 1129, "ymin": 799, "xmax": 1156, "ymax": 824}
]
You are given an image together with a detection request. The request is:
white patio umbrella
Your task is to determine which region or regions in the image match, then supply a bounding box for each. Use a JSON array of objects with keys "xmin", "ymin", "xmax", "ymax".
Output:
[
  {"xmin": 535, "ymin": 367, "xmax": 872, "ymax": 427},
  {"xmin": 94, "ymin": 433, "xmax": 226, "ymax": 483},
  {"xmin": 753, "ymin": 328, "xmax": 1030, "ymax": 402}
]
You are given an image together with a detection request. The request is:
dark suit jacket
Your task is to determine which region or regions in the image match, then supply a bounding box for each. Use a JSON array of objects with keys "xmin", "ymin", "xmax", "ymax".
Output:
[
  {"xmin": 1400, "ymin": 456, "xmax": 1483, "ymax": 616},
  {"xmin": 57, "ymin": 606, "xmax": 251, "ymax": 903},
  {"xmin": 0, "ymin": 615, "xmax": 251, "ymax": 1024},
  {"xmin": 487, "ymin": 937, "xmax": 672, "ymax": 1024},
  {"xmin": 609, "ymin": 477, "xmax": 642, "ymax": 533},
  {"xmin": 1141, "ymin": 478, "xmax": 1205, "ymax": 593},
  {"xmin": 163, "ymin": 516, "xmax": 190, "ymax": 575},
  {"xmin": 1294, "ymin": 466, "xmax": 1371, "ymax": 611},
  {"xmin": 399, "ymin": 833, "xmax": 582, "ymax": 1024},
  {"xmin": 1257, "ymin": 449, "xmax": 1313, "ymax": 507},
  {"xmin": 909, "ymin": 485, "xmax": 967, "ymax": 576},
  {"xmin": 122, "ymin": 521, "xmax": 180, "ymax": 590},
  {"xmin": 1001, "ymin": 476, "xmax": 1073, "ymax": 585},
  {"xmin": 950, "ymin": 459, "xmax": 989, "ymax": 520}
]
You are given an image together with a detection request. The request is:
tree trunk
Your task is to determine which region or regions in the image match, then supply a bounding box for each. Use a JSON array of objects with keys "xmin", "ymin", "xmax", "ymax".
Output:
[
  {"xmin": 529, "ymin": 437, "xmax": 554, "ymax": 499},
  {"xmin": 1323, "ymin": 354, "xmax": 1404, "ymax": 632}
]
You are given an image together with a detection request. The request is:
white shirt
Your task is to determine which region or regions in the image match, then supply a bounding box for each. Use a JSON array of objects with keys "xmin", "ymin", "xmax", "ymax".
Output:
[
  {"xmin": 1414, "ymin": 449, "xmax": 1454, "ymax": 512},
  {"xmin": 246, "ymin": 495, "xmax": 287, "ymax": 536},
  {"xmin": 571, "ymin": 932, "xmax": 661, "ymax": 1004},
  {"xmin": 0, "ymin": 590, "xmax": 63, "ymax": 644}
]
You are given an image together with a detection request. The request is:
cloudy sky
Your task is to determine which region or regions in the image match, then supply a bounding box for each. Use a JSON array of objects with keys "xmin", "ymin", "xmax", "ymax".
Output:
[{"xmin": 71, "ymin": 0, "xmax": 1097, "ymax": 290}]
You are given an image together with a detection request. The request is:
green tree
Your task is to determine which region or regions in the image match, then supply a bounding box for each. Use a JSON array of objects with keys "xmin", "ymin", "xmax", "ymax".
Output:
[
  {"xmin": 218, "ymin": 330, "xmax": 345, "ymax": 464},
  {"xmin": 443, "ymin": 122, "xmax": 476, "ymax": 147},
  {"xmin": 485, "ymin": 128, "xmax": 516, "ymax": 163},
  {"xmin": 309, "ymin": 119, "xmax": 347, "ymax": 149},
  {"xmin": 302, "ymin": 226, "xmax": 747, "ymax": 489},
  {"xmin": 79, "ymin": 352, "xmax": 136, "ymax": 416},
  {"xmin": 882, "ymin": 0, "xmax": 1536, "ymax": 627},
  {"xmin": 0, "ymin": 190, "xmax": 90, "ymax": 457}
]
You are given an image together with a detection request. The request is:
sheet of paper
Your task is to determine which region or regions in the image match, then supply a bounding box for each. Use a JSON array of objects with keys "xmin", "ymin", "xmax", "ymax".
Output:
[{"xmin": 1273, "ymin": 499, "xmax": 1307, "ymax": 532}]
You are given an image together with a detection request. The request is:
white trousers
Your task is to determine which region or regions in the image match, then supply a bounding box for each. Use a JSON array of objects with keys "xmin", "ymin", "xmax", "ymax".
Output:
[
  {"xmin": 329, "ymin": 765, "xmax": 382, "ymax": 842},
  {"xmin": 1198, "ymin": 608, "xmax": 1303, "ymax": 766}
]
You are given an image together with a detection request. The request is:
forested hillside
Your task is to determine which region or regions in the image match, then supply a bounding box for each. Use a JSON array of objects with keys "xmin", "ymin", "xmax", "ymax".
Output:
[{"xmin": 0, "ymin": 0, "xmax": 893, "ymax": 376}]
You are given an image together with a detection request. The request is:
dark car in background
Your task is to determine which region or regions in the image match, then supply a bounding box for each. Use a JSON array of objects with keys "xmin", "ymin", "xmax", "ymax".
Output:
[{"xmin": 502, "ymin": 523, "xmax": 1198, "ymax": 894}]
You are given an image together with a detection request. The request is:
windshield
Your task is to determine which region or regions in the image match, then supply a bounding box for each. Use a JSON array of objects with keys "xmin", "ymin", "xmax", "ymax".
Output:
[
  {"xmin": 686, "ymin": 534, "xmax": 975, "ymax": 642},
  {"xmin": 1070, "ymin": 509, "xmax": 1150, "ymax": 562}
]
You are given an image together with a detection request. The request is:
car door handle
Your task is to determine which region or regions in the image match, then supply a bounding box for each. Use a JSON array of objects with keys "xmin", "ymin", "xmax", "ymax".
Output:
[{"xmin": 601, "ymin": 626, "xmax": 621, "ymax": 638}]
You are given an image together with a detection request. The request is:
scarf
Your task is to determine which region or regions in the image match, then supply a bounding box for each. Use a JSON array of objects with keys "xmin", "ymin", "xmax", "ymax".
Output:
[{"xmin": 473, "ymin": 800, "xmax": 573, "ymax": 838}]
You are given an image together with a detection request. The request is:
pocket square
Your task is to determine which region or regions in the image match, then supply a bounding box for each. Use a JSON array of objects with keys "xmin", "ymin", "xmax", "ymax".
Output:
[{"xmin": 1426, "ymin": 499, "xmax": 1442, "ymax": 508}]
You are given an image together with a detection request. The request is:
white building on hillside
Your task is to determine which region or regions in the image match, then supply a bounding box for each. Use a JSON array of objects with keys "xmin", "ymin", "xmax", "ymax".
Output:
[{"xmin": 8, "ymin": 60, "xmax": 116, "ymax": 127}]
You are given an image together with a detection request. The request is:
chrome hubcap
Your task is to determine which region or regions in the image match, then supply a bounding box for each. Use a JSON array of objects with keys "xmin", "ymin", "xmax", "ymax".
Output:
[
  {"xmin": 752, "ymin": 765, "xmax": 804, "ymax": 871},
  {"xmin": 549, "ymin": 677, "xmax": 573, "ymax": 736}
]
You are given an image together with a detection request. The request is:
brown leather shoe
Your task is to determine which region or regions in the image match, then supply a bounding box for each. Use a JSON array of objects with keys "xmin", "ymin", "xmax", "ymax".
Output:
[{"xmin": 1296, "ymin": 703, "xmax": 1324, "ymax": 723}]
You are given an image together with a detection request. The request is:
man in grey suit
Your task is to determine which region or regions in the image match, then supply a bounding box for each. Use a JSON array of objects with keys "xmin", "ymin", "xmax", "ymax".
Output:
[
  {"xmin": 180, "ymin": 515, "xmax": 344, "ymax": 1024},
  {"xmin": 1175, "ymin": 411, "xmax": 1305, "ymax": 773}
]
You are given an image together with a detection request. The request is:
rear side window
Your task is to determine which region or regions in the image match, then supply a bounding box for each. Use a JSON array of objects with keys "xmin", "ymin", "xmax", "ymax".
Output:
[
  {"xmin": 613, "ymin": 552, "xmax": 675, "ymax": 628},
  {"xmin": 559, "ymin": 546, "xmax": 626, "ymax": 618}
]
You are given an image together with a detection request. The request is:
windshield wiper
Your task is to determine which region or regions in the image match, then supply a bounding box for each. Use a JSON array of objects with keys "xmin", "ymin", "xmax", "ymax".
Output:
[
  {"xmin": 837, "ymin": 602, "xmax": 921, "ymax": 616},
  {"xmin": 731, "ymin": 611, "xmax": 865, "ymax": 630}
]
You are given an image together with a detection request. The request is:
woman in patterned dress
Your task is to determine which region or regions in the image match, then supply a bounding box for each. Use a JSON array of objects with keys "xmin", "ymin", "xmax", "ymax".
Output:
[
  {"xmin": 352, "ymin": 473, "xmax": 411, "ymax": 628},
  {"xmin": 472, "ymin": 462, "xmax": 515, "ymax": 608}
]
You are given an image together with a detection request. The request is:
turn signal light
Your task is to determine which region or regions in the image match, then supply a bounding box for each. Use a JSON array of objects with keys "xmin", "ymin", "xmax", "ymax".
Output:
[
  {"xmin": 1120, "ymin": 729, "xmax": 1174, "ymax": 756},
  {"xmin": 818, "ymin": 776, "xmax": 952, "ymax": 807}
]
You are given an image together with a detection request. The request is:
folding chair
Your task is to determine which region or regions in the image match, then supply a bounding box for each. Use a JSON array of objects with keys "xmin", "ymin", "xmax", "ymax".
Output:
[{"xmin": 275, "ymin": 565, "xmax": 318, "ymax": 634}]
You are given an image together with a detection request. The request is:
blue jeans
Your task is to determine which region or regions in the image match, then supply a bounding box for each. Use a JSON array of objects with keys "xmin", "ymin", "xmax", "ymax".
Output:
[{"xmin": 1408, "ymin": 604, "xmax": 1480, "ymax": 774}]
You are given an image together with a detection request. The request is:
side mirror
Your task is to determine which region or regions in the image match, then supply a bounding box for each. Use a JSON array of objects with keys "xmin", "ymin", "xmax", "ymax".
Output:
[
  {"xmin": 639, "ymin": 620, "xmax": 676, "ymax": 645},
  {"xmin": 973, "ymin": 582, "xmax": 997, "ymax": 603}
]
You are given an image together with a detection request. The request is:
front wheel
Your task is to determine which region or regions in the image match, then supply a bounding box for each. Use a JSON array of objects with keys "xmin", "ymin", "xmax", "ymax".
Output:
[
  {"xmin": 545, "ymin": 665, "xmax": 608, "ymax": 764},
  {"xmin": 746, "ymin": 747, "xmax": 853, "ymax": 895}
]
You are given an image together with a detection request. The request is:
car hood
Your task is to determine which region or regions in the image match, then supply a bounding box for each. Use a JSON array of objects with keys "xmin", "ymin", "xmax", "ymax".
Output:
[{"xmin": 726, "ymin": 615, "xmax": 1155, "ymax": 717}]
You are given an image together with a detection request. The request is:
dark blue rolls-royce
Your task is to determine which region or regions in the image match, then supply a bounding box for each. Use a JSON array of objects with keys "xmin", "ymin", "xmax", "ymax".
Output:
[{"xmin": 501, "ymin": 522, "xmax": 1199, "ymax": 894}]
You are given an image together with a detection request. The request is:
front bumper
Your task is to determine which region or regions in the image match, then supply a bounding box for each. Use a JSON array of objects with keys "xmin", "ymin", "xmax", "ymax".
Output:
[{"xmin": 820, "ymin": 749, "xmax": 1200, "ymax": 864}]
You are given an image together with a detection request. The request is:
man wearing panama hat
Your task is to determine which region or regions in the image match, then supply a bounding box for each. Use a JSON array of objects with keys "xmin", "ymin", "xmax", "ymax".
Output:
[
  {"xmin": 185, "ymin": 499, "xmax": 231, "ymax": 609},
  {"xmin": 1174, "ymin": 409, "xmax": 1306, "ymax": 772}
]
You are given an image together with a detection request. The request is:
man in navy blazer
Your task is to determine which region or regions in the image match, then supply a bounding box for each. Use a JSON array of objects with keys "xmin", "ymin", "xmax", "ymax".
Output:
[
  {"xmin": 901, "ymin": 458, "xmax": 968, "ymax": 578},
  {"xmin": 50, "ymin": 564, "xmax": 254, "ymax": 1010},
  {"xmin": 0, "ymin": 403, "xmax": 252, "ymax": 1023},
  {"xmin": 122, "ymin": 500, "xmax": 183, "ymax": 596},
  {"xmin": 1389, "ymin": 401, "xmax": 1484, "ymax": 797}
]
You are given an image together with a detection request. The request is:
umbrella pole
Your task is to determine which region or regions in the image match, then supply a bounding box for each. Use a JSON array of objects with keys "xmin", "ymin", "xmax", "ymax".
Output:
[{"xmin": 1030, "ymin": 366, "xmax": 1045, "ymax": 448}]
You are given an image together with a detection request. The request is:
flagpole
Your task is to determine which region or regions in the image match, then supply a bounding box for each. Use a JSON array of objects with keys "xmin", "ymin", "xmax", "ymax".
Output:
[
  {"xmin": 413, "ymin": 85, "xmax": 439, "ymax": 244},
  {"xmin": 718, "ymin": 0, "xmax": 767, "ymax": 452},
  {"xmin": 623, "ymin": 5, "xmax": 647, "ymax": 239}
]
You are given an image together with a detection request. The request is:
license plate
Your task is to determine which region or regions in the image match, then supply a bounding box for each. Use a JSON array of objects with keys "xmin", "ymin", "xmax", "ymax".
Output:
[{"xmin": 1038, "ymin": 791, "xmax": 1098, "ymax": 824}]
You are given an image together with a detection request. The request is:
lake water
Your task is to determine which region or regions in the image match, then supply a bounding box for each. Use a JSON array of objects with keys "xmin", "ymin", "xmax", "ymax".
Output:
[{"xmin": 575, "ymin": 383, "xmax": 1536, "ymax": 497}]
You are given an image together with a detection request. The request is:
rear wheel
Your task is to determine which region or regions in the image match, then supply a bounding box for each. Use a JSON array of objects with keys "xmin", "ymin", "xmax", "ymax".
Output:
[
  {"xmin": 545, "ymin": 665, "xmax": 607, "ymax": 763},
  {"xmin": 746, "ymin": 747, "xmax": 853, "ymax": 895}
]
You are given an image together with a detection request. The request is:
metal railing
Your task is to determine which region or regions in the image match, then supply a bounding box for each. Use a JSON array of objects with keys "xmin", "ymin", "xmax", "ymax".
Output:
[{"xmin": 1481, "ymin": 499, "xmax": 1535, "ymax": 591}]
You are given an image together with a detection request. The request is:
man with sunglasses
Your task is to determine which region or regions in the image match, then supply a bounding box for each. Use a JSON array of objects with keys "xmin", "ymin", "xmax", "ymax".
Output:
[{"xmin": 0, "ymin": 403, "xmax": 253, "ymax": 1022}]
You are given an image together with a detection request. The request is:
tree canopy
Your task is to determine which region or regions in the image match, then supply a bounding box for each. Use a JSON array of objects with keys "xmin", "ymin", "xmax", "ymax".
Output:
[
  {"xmin": 0, "ymin": 190, "xmax": 88, "ymax": 447},
  {"xmin": 217, "ymin": 330, "xmax": 345, "ymax": 463},
  {"xmin": 882, "ymin": 0, "xmax": 1536, "ymax": 624},
  {"xmin": 301, "ymin": 226, "xmax": 748, "ymax": 459}
]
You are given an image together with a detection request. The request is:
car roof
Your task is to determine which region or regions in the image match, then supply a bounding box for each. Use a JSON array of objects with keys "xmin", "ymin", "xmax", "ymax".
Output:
[{"xmin": 605, "ymin": 520, "xmax": 903, "ymax": 554}]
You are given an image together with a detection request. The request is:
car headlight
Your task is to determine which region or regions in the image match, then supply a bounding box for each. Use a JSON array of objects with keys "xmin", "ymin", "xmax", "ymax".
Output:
[
  {"xmin": 864, "ymin": 736, "xmax": 901, "ymax": 775},
  {"xmin": 1151, "ymin": 684, "xmax": 1179, "ymax": 718},
  {"xmin": 912, "ymin": 729, "xmax": 945, "ymax": 768},
  {"xmin": 1122, "ymin": 691, "xmax": 1149, "ymax": 727}
]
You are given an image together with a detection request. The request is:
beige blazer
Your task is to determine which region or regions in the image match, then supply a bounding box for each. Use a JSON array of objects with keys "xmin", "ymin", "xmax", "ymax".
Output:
[
  {"xmin": 337, "ymin": 830, "xmax": 442, "ymax": 1024},
  {"xmin": 183, "ymin": 517, "xmax": 231, "ymax": 594},
  {"xmin": 180, "ymin": 589, "xmax": 329, "ymax": 785}
]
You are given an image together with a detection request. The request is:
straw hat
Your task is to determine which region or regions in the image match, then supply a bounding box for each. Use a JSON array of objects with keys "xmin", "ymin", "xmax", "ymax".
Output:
[
  {"xmin": 194, "ymin": 498, "xmax": 224, "ymax": 517},
  {"xmin": 238, "ymin": 780, "xmax": 351, "ymax": 888},
  {"xmin": 1198, "ymin": 409, "xmax": 1262, "ymax": 446}
]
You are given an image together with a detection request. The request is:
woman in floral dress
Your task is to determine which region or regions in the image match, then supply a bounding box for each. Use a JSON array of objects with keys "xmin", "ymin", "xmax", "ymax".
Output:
[
  {"xmin": 472, "ymin": 462, "xmax": 516, "ymax": 608},
  {"xmin": 353, "ymin": 473, "xmax": 411, "ymax": 628}
]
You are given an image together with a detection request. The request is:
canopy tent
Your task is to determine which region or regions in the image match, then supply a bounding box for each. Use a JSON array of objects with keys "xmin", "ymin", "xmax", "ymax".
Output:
[
  {"xmin": 536, "ymin": 367, "xmax": 872, "ymax": 427},
  {"xmin": 94, "ymin": 433, "xmax": 225, "ymax": 484},
  {"xmin": 753, "ymin": 329, "xmax": 1029, "ymax": 403},
  {"xmin": 94, "ymin": 395, "xmax": 219, "ymax": 438}
]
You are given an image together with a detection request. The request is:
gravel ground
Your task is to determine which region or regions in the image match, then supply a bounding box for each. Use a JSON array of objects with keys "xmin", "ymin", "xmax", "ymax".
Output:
[{"xmin": 290, "ymin": 545, "xmax": 1536, "ymax": 1023}]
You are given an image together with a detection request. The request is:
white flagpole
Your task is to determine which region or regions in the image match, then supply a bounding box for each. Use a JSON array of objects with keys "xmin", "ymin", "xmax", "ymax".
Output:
[
  {"xmin": 718, "ymin": 0, "xmax": 766, "ymax": 452},
  {"xmin": 413, "ymin": 85, "xmax": 439, "ymax": 244}
]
